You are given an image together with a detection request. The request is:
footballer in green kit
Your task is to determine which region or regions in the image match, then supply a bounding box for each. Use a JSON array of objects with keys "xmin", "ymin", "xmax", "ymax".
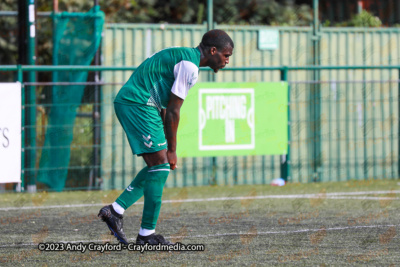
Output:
[{"xmin": 98, "ymin": 29, "xmax": 234, "ymax": 245}]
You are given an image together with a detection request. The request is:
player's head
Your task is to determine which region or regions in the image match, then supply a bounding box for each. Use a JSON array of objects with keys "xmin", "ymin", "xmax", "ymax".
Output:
[{"xmin": 200, "ymin": 29, "xmax": 234, "ymax": 73}]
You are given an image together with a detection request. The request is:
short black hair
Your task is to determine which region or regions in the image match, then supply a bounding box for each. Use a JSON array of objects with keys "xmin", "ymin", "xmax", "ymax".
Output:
[{"xmin": 201, "ymin": 29, "xmax": 234, "ymax": 51}]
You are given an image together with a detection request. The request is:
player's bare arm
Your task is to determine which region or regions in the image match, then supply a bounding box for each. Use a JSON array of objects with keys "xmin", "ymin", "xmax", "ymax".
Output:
[
  {"xmin": 160, "ymin": 108, "xmax": 166, "ymax": 124},
  {"xmin": 165, "ymin": 93, "xmax": 184, "ymax": 170}
]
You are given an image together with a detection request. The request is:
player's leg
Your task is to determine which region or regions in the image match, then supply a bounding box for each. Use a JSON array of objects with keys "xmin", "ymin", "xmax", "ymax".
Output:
[
  {"xmin": 135, "ymin": 150, "xmax": 173, "ymax": 245},
  {"xmin": 112, "ymin": 166, "xmax": 148, "ymax": 212},
  {"xmin": 99, "ymin": 103, "xmax": 170, "ymax": 244},
  {"xmin": 98, "ymin": 103, "xmax": 141, "ymax": 244},
  {"xmin": 111, "ymin": 103, "xmax": 168, "ymax": 213},
  {"xmin": 111, "ymin": 147, "xmax": 169, "ymax": 214},
  {"xmin": 98, "ymin": 160, "xmax": 148, "ymax": 245}
]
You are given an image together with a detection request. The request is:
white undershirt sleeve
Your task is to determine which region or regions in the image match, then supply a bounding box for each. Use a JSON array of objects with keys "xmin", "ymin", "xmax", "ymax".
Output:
[{"xmin": 171, "ymin": 60, "xmax": 199, "ymax": 100}]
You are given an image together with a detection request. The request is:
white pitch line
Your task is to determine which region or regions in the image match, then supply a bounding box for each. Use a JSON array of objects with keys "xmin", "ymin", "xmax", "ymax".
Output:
[
  {"xmin": 166, "ymin": 224, "xmax": 400, "ymax": 239},
  {"xmin": 0, "ymin": 203, "xmax": 106, "ymax": 211},
  {"xmin": 1, "ymin": 224, "xmax": 399, "ymax": 248},
  {"xmin": 0, "ymin": 190, "xmax": 399, "ymax": 211},
  {"xmin": 314, "ymin": 196, "xmax": 397, "ymax": 200},
  {"xmin": 322, "ymin": 190, "xmax": 400, "ymax": 196}
]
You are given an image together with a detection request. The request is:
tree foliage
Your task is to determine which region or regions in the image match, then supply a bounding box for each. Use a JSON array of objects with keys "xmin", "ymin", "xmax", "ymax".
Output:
[
  {"xmin": 348, "ymin": 10, "xmax": 382, "ymax": 27},
  {"xmin": 0, "ymin": 0, "xmax": 18, "ymax": 66}
]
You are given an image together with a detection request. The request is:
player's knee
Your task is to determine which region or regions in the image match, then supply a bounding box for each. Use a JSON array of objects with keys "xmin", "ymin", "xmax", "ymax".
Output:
[
  {"xmin": 146, "ymin": 163, "xmax": 170, "ymax": 186},
  {"xmin": 148, "ymin": 163, "xmax": 170, "ymax": 175},
  {"xmin": 153, "ymin": 198, "xmax": 162, "ymax": 206}
]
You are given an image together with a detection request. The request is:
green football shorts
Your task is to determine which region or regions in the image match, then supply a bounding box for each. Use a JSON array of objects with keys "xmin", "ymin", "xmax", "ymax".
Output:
[{"xmin": 114, "ymin": 102, "xmax": 167, "ymax": 156}]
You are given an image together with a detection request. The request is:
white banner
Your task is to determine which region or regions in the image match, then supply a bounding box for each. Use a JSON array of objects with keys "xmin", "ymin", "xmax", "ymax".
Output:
[{"xmin": 0, "ymin": 83, "xmax": 21, "ymax": 183}]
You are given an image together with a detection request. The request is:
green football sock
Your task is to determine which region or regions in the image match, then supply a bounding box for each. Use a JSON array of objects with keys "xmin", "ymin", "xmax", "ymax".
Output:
[
  {"xmin": 141, "ymin": 163, "xmax": 170, "ymax": 230},
  {"xmin": 115, "ymin": 166, "xmax": 148, "ymax": 210}
]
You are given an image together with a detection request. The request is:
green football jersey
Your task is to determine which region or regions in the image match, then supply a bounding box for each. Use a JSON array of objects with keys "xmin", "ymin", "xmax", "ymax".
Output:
[{"xmin": 114, "ymin": 47, "xmax": 201, "ymax": 111}]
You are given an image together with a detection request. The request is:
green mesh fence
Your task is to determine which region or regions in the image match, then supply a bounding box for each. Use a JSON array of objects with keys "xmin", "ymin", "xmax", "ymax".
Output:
[{"xmin": 37, "ymin": 7, "xmax": 104, "ymax": 191}]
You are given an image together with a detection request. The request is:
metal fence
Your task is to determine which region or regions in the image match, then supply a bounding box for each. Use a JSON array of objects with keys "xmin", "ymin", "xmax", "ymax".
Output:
[
  {"xmin": 1, "ymin": 65, "xmax": 399, "ymax": 191},
  {"xmin": 103, "ymin": 24, "xmax": 400, "ymax": 80},
  {"xmin": 289, "ymin": 70, "xmax": 399, "ymax": 183},
  {"xmin": 101, "ymin": 24, "xmax": 400, "ymax": 189}
]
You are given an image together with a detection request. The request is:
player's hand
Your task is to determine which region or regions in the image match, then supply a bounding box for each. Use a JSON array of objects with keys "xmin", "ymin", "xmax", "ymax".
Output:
[{"xmin": 167, "ymin": 150, "xmax": 178, "ymax": 170}]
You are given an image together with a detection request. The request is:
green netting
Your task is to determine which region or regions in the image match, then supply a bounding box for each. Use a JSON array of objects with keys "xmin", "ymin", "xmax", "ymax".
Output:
[{"xmin": 37, "ymin": 7, "xmax": 104, "ymax": 191}]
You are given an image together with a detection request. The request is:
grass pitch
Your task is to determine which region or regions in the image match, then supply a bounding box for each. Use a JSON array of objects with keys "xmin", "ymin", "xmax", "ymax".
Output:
[{"xmin": 0, "ymin": 179, "xmax": 399, "ymax": 266}]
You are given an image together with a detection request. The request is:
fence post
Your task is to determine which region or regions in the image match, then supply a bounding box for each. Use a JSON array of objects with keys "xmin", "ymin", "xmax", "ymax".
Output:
[
  {"xmin": 280, "ymin": 66, "xmax": 291, "ymax": 182},
  {"xmin": 208, "ymin": 0, "xmax": 217, "ymax": 184},
  {"xmin": 93, "ymin": 4, "xmax": 101, "ymax": 189},
  {"xmin": 18, "ymin": 65, "xmax": 25, "ymax": 192},
  {"xmin": 207, "ymin": 0, "xmax": 213, "ymax": 32}
]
